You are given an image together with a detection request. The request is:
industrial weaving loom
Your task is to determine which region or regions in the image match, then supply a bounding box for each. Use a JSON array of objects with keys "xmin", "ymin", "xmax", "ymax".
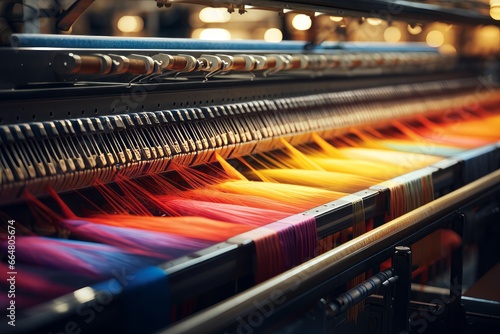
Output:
[{"xmin": 0, "ymin": 1, "xmax": 500, "ymax": 334}]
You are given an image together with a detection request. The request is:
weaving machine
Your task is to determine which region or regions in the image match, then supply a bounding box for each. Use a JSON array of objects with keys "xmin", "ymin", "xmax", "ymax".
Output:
[{"xmin": 1, "ymin": 1, "xmax": 500, "ymax": 333}]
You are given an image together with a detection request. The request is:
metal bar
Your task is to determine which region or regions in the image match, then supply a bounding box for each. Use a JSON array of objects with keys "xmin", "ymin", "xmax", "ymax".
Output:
[
  {"xmin": 56, "ymin": 0, "xmax": 95, "ymax": 31},
  {"xmin": 167, "ymin": 0, "xmax": 500, "ymax": 27},
  {"xmin": 292, "ymin": 0, "xmax": 500, "ymax": 26},
  {"xmin": 159, "ymin": 169, "xmax": 500, "ymax": 334},
  {"xmin": 391, "ymin": 246, "xmax": 412, "ymax": 334},
  {"xmin": 447, "ymin": 212, "xmax": 466, "ymax": 333},
  {"xmin": 327, "ymin": 268, "xmax": 395, "ymax": 318}
]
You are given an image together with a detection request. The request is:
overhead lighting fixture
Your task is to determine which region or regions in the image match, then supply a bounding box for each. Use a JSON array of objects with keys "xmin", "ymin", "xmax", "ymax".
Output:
[
  {"xmin": 439, "ymin": 44, "xmax": 457, "ymax": 56},
  {"xmin": 366, "ymin": 17, "xmax": 383, "ymax": 26},
  {"xmin": 264, "ymin": 28, "xmax": 283, "ymax": 42},
  {"xmin": 491, "ymin": 6, "xmax": 500, "ymax": 20},
  {"xmin": 199, "ymin": 8, "xmax": 231, "ymax": 23},
  {"xmin": 117, "ymin": 15, "xmax": 144, "ymax": 33},
  {"xmin": 384, "ymin": 26, "xmax": 402, "ymax": 42},
  {"xmin": 407, "ymin": 24, "xmax": 422, "ymax": 35},
  {"xmin": 329, "ymin": 16, "xmax": 343, "ymax": 22},
  {"xmin": 292, "ymin": 14, "xmax": 312, "ymax": 31},
  {"xmin": 426, "ymin": 30, "xmax": 445, "ymax": 47},
  {"xmin": 199, "ymin": 28, "xmax": 231, "ymax": 41}
]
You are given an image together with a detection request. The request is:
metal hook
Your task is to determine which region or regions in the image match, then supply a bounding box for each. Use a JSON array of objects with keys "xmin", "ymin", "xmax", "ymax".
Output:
[
  {"xmin": 204, "ymin": 63, "xmax": 225, "ymax": 82},
  {"xmin": 201, "ymin": 55, "xmax": 228, "ymax": 82},
  {"xmin": 264, "ymin": 55, "xmax": 288, "ymax": 77},
  {"xmin": 128, "ymin": 74, "xmax": 146, "ymax": 86}
]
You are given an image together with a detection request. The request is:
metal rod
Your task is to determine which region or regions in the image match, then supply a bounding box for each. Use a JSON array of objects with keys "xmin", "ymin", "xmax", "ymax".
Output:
[
  {"xmin": 327, "ymin": 268, "xmax": 395, "ymax": 318},
  {"xmin": 447, "ymin": 212, "xmax": 466, "ymax": 334},
  {"xmin": 392, "ymin": 246, "xmax": 412, "ymax": 334},
  {"xmin": 56, "ymin": 0, "xmax": 95, "ymax": 31},
  {"xmin": 159, "ymin": 169, "xmax": 500, "ymax": 334}
]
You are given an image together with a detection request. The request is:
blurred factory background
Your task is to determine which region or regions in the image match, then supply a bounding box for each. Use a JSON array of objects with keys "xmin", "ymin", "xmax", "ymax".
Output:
[{"xmin": 1, "ymin": 0, "xmax": 499, "ymax": 56}]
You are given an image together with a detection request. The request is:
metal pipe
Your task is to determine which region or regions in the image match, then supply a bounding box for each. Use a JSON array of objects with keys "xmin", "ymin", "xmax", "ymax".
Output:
[
  {"xmin": 159, "ymin": 169, "xmax": 500, "ymax": 334},
  {"xmin": 392, "ymin": 246, "xmax": 412, "ymax": 334},
  {"xmin": 327, "ymin": 268, "xmax": 395, "ymax": 318}
]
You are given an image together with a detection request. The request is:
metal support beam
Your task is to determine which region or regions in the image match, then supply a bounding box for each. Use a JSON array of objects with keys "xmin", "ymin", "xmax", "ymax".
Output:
[
  {"xmin": 56, "ymin": 0, "xmax": 95, "ymax": 31},
  {"xmin": 447, "ymin": 212, "xmax": 466, "ymax": 334},
  {"xmin": 392, "ymin": 246, "xmax": 412, "ymax": 334}
]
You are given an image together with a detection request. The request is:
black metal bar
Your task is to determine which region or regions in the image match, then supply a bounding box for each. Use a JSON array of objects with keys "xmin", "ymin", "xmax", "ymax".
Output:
[
  {"xmin": 254, "ymin": 0, "xmax": 500, "ymax": 26},
  {"xmin": 382, "ymin": 277, "xmax": 395, "ymax": 334},
  {"xmin": 327, "ymin": 268, "xmax": 395, "ymax": 318},
  {"xmin": 311, "ymin": 299, "xmax": 327, "ymax": 334},
  {"xmin": 447, "ymin": 211, "xmax": 466, "ymax": 333},
  {"xmin": 392, "ymin": 246, "xmax": 412, "ymax": 334},
  {"xmin": 56, "ymin": 0, "xmax": 95, "ymax": 31}
]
